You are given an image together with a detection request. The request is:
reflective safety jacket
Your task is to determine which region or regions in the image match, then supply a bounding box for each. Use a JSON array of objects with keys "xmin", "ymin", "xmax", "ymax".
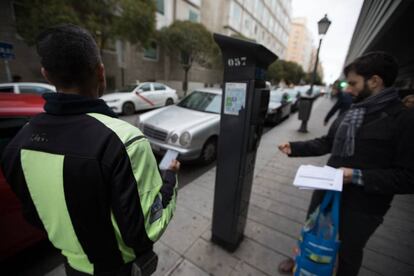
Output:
[{"xmin": 1, "ymin": 93, "xmax": 177, "ymax": 274}]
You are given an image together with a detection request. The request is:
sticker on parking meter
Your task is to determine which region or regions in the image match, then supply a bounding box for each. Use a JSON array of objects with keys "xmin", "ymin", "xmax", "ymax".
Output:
[{"xmin": 224, "ymin": 82, "xmax": 246, "ymax": 115}]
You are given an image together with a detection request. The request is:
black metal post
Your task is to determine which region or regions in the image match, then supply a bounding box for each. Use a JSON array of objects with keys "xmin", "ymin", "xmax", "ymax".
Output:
[
  {"xmin": 309, "ymin": 38, "xmax": 323, "ymax": 96},
  {"xmin": 298, "ymin": 37, "xmax": 323, "ymax": 133}
]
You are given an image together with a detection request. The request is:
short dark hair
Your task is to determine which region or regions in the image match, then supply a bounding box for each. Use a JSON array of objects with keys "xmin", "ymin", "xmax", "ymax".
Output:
[
  {"xmin": 36, "ymin": 24, "xmax": 101, "ymax": 89},
  {"xmin": 344, "ymin": 51, "xmax": 399, "ymax": 87}
]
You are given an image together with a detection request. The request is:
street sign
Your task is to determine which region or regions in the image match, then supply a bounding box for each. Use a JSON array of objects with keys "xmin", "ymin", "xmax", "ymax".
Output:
[{"xmin": 0, "ymin": 42, "xmax": 15, "ymax": 60}]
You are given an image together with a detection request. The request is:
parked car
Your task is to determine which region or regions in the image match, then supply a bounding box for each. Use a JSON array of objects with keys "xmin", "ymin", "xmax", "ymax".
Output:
[
  {"xmin": 101, "ymin": 82, "xmax": 179, "ymax": 115},
  {"xmin": 265, "ymin": 89, "xmax": 292, "ymax": 124},
  {"xmin": 136, "ymin": 88, "xmax": 221, "ymax": 164},
  {"xmin": 0, "ymin": 94, "xmax": 46, "ymax": 261},
  {"xmin": 286, "ymin": 88, "xmax": 301, "ymax": 112},
  {"xmin": 0, "ymin": 82, "xmax": 56, "ymax": 95}
]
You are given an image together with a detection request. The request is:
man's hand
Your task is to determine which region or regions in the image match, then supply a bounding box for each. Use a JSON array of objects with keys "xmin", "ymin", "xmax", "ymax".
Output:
[
  {"xmin": 278, "ymin": 143, "xmax": 292, "ymax": 155},
  {"xmin": 168, "ymin": 160, "xmax": 181, "ymax": 172},
  {"xmin": 340, "ymin": 167, "xmax": 353, "ymax": 184}
]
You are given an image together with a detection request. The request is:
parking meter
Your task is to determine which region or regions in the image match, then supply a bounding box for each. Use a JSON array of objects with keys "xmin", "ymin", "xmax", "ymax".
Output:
[{"xmin": 211, "ymin": 34, "xmax": 277, "ymax": 251}]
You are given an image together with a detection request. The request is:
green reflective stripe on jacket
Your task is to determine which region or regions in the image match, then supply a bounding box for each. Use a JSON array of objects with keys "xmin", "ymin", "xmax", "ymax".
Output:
[
  {"xmin": 87, "ymin": 113, "xmax": 177, "ymax": 242},
  {"xmin": 127, "ymin": 139, "xmax": 177, "ymax": 241},
  {"xmin": 20, "ymin": 149, "xmax": 93, "ymax": 274},
  {"xmin": 111, "ymin": 212, "xmax": 136, "ymax": 263}
]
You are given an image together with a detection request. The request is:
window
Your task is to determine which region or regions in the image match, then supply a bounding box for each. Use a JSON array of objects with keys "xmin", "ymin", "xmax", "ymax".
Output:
[
  {"xmin": 246, "ymin": 0, "xmax": 254, "ymax": 10},
  {"xmin": 256, "ymin": 0, "xmax": 264, "ymax": 21},
  {"xmin": 189, "ymin": 10, "xmax": 199, "ymax": 22},
  {"xmin": 230, "ymin": 1, "xmax": 242, "ymax": 29},
  {"xmin": 153, "ymin": 83, "xmax": 166, "ymax": 91},
  {"xmin": 178, "ymin": 91, "xmax": 221, "ymax": 114},
  {"xmin": 143, "ymin": 41, "xmax": 158, "ymax": 60},
  {"xmin": 139, "ymin": 83, "xmax": 152, "ymax": 92},
  {"xmin": 0, "ymin": 86, "xmax": 14, "ymax": 93},
  {"xmin": 156, "ymin": 0, "xmax": 164, "ymax": 15},
  {"xmin": 19, "ymin": 86, "xmax": 53, "ymax": 95}
]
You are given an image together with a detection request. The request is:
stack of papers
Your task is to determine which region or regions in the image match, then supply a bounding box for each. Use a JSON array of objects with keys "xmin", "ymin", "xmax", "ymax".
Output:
[{"xmin": 293, "ymin": 165, "xmax": 343, "ymax": 191}]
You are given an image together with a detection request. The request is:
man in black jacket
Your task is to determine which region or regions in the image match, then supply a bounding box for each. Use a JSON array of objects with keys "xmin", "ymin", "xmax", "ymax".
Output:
[
  {"xmin": 1, "ymin": 24, "xmax": 180, "ymax": 276},
  {"xmin": 277, "ymin": 52, "xmax": 414, "ymax": 275},
  {"xmin": 323, "ymin": 80, "xmax": 352, "ymax": 126}
]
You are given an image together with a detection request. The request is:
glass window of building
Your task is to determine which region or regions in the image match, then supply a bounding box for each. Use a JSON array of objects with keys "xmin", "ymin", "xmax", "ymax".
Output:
[
  {"xmin": 257, "ymin": 0, "xmax": 264, "ymax": 21},
  {"xmin": 246, "ymin": 0, "xmax": 254, "ymax": 10},
  {"xmin": 156, "ymin": 0, "xmax": 164, "ymax": 15},
  {"xmin": 244, "ymin": 14, "xmax": 252, "ymax": 37},
  {"xmin": 230, "ymin": 1, "xmax": 242, "ymax": 29},
  {"xmin": 143, "ymin": 41, "xmax": 158, "ymax": 60},
  {"xmin": 189, "ymin": 9, "xmax": 199, "ymax": 22}
]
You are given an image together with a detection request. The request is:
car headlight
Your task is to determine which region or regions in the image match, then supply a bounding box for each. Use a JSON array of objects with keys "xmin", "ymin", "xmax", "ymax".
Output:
[
  {"xmin": 170, "ymin": 133, "xmax": 178, "ymax": 143},
  {"xmin": 179, "ymin": 132, "xmax": 191, "ymax": 146}
]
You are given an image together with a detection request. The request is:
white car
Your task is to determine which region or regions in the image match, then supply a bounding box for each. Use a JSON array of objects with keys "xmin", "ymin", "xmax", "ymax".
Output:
[
  {"xmin": 0, "ymin": 82, "xmax": 56, "ymax": 95},
  {"xmin": 137, "ymin": 88, "xmax": 221, "ymax": 164},
  {"xmin": 101, "ymin": 82, "xmax": 178, "ymax": 115}
]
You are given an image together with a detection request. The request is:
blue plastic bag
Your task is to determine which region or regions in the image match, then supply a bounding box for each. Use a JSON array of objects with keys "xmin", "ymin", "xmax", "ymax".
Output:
[{"xmin": 294, "ymin": 191, "xmax": 341, "ymax": 276}]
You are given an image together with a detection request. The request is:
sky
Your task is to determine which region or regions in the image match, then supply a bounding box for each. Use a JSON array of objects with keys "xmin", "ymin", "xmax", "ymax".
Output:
[{"xmin": 291, "ymin": 0, "xmax": 364, "ymax": 84}]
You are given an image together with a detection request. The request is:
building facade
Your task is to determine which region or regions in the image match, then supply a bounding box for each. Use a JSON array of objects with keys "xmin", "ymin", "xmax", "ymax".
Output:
[
  {"xmin": 285, "ymin": 17, "xmax": 313, "ymax": 72},
  {"xmin": 201, "ymin": 0, "xmax": 292, "ymax": 59},
  {"xmin": 0, "ymin": 0, "xmax": 292, "ymax": 94}
]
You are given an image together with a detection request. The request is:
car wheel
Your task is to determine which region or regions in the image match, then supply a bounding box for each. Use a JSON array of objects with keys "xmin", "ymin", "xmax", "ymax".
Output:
[
  {"xmin": 199, "ymin": 137, "xmax": 217, "ymax": 165},
  {"xmin": 165, "ymin": 98, "xmax": 174, "ymax": 106},
  {"xmin": 122, "ymin": 102, "xmax": 135, "ymax": 115}
]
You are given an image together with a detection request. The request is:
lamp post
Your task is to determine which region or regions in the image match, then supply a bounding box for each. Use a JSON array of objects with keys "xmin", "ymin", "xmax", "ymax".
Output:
[{"xmin": 298, "ymin": 14, "xmax": 331, "ymax": 132}]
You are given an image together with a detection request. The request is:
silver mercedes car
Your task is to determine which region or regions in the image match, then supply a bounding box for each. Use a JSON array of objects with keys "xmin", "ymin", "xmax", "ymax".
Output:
[{"xmin": 136, "ymin": 88, "xmax": 221, "ymax": 164}]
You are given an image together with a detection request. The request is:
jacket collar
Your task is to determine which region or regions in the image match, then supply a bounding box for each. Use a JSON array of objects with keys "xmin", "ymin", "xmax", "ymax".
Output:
[{"xmin": 43, "ymin": 92, "xmax": 117, "ymax": 118}]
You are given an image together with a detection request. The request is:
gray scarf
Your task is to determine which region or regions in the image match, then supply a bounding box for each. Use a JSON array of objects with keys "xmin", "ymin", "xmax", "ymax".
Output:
[{"xmin": 331, "ymin": 87, "xmax": 399, "ymax": 157}]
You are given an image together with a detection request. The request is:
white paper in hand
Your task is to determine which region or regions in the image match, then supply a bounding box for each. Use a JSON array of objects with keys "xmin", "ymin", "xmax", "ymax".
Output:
[
  {"xmin": 159, "ymin": 150, "xmax": 179, "ymax": 170},
  {"xmin": 293, "ymin": 165, "xmax": 343, "ymax": 191}
]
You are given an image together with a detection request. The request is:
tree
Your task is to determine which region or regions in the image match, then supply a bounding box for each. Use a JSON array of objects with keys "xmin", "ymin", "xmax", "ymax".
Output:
[
  {"xmin": 304, "ymin": 72, "xmax": 323, "ymax": 85},
  {"xmin": 14, "ymin": 0, "xmax": 156, "ymax": 52},
  {"xmin": 159, "ymin": 21, "xmax": 215, "ymax": 96},
  {"xmin": 267, "ymin": 60, "xmax": 305, "ymax": 85}
]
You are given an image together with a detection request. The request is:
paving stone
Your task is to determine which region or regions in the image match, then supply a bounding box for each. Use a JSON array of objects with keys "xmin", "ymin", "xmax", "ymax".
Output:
[
  {"xmin": 169, "ymin": 260, "xmax": 209, "ymax": 276},
  {"xmin": 244, "ymin": 219, "xmax": 297, "ymax": 257},
  {"xmin": 254, "ymin": 175, "xmax": 312, "ymax": 201},
  {"xmin": 178, "ymin": 184, "xmax": 214, "ymax": 219},
  {"xmin": 366, "ymin": 235, "xmax": 414, "ymax": 267},
  {"xmin": 234, "ymin": 238, "xmax": 287, "ymax": 276},
  {"xmin": 160, "ymin": 205, "xmax": 210, "ymax": 255},
  {"xmin": 249, "ymin": 192, "xmax": 274, "ymax": 210},
  {"xmin": 362, "ymin": 248, "xmax": 414, "ymax": 276},
  {"xmin": 184, "ymin": 238, "xmax": 240, "ymax": 276},
  {"xmin": 267, "ymin": 200, "xmax": 308, "ymax": 224},
  {"xmin": 251, "ymin": 184, "xmax": 309, "ymax": 211},
  {"xmin": 358, "ymin": 267, "xmax": 383, "ymax": 276},
  {"xmin": 153, "ymin": 242, "xmax": 181, "ymax": 276},
  {"xmin": 229, "ymin": 261, "xmax": 270, "ymax": 276},
  {"xmin": 247, "ymin": 204, "xmax": 302, "ymax": 239}
]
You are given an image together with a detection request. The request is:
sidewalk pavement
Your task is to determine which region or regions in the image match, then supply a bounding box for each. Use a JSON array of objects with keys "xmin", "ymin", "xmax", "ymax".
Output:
[{"xmin": 47, "ymin": 97, "xmax": 414, "ymax": 276}]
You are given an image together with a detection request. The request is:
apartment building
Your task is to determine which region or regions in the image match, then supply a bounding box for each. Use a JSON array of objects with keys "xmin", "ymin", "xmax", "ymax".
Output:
[
  {"xmin": 201, "ymin": 0, "xmax": 292, "ymax": 58},
  {"xmin": 285, "ymin": 17, "xmax": 313, "ymax": 72},
  {"xmin": 0, "ymin": 0, "xmax": 291, "ymax": 92}
]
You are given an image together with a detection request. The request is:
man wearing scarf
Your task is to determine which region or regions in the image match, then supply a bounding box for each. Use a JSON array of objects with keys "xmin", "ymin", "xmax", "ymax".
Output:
[{"xmin": 277, "ymin": 52, "xmax": 414, "ymax": 276}]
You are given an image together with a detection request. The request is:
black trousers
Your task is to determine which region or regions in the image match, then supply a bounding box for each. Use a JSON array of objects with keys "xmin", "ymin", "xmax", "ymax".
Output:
[{"xmin": 307, "ymin": 190, "xmax": 383, "ymax": 276}]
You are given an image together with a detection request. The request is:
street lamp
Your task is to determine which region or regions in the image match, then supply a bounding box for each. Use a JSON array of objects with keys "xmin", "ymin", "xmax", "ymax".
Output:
[{"xmin": 298, "ymin": 14, "xmax": 331, "ymax": 132}]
